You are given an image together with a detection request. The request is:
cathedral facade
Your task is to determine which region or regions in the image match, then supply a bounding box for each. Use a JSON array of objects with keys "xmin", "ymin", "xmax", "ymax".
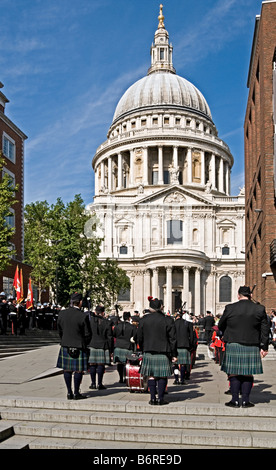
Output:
[{"xmin": 88, "ymin": 6, "xmax": 245, "ymax": 316}]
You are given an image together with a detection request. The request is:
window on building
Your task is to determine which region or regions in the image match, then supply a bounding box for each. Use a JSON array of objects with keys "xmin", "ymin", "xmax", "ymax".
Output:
[
  {"xmin": 119, "ymin": 245, "xmax": 128, "ymax": 254},
  {"xmin": 219, "ymin": 275, "xmax": 232, "ymax": 302},
  {"xmin": 152, "ymin": 117, "xmax": 158, "ymax": 125},
  {"xmin": 3, "ymin": 135, "xmax": 15, "ymax": 163},
  {"xmin": 175, "ymin": 118, "xmax": 181, "ymax": 125},
  {"xmin": 117, "ymin": 277, "xmax": 130, "ymax": 301},
  {"xmin": 5, "ymin": 209, "xmax": 15, "ymax": 228},
  {"xmin": 3, "ymin": 277, "xmax": 14, "ymax": 297},
  {"xmin": 222, "ymin": 246, "xmax": 230, "ymax": 255},
  {"xmin": 160, "ymin": 48, "xmax": 165, "ymax": 60},
  {"xmin": 167, "ymin": 220, "xmax": 183, "ymax": 245},
  {"xmin": 164, "ymin": 117, "xmax": 169, "ymax": 125}
]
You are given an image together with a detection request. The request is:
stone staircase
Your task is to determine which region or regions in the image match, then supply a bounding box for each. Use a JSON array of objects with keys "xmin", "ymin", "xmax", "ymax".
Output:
[
  {"xmin": 0, "ymin": 329, "xmax": 60, "ymax": 360},
  {"xmin": 0, "ymin": 396, "xmax": 276, "ymax": 449}
]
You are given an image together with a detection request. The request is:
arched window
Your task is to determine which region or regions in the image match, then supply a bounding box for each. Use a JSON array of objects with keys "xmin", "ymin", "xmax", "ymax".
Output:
[{"xmin": 219, "ymin": 275, "xmax": 232, "ymax": 303}]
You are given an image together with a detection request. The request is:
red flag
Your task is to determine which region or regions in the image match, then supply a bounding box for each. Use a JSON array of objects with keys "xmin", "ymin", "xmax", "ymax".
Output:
[
  {"xmin": 13, "ymin": 265, "xmax": 21, "ymax": 301},
  {"xmin": 20, "ymin": 269, "xmax": 24, "ymax": 301},
  {"xmin": 26, "ymin": 277, "xmax": 33, "ymax": 310}
]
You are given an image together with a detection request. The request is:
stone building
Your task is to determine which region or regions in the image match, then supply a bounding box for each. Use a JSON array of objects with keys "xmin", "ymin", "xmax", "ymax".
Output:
[
  {"xmin": 88, "ymin": 6, "xmax": 245, "ymax": 315},
  {"xmin": 244, "ymin": 0, "xmax": 276, "ymax": 310}
]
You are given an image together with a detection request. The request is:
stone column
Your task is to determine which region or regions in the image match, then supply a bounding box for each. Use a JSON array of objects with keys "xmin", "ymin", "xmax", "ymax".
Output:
[
  {"xmin": 219, "ymin": 157, "xmax": 224, "ymax": 192},
  {"xmin": 194, "ymin": 267, "xmax": 201, "ymax": 316},
  {"xmin": 173, "ymin": 146, "xmax": 178, "ymax": 168},
  {"xmin": 182, "ymin": 266, "xmax": 190, "ymax": 310},
  {"xmin": 108, "ymin": 157, "xmax": 112, "ymax": 192},
  {"xmin": 158, "ymin": 146, "xmax": 164, "ymax": 184},
  {"xmin": 143, "ymin": 147, "xmax": 149, "ymax": 185},
  {"xmin": 152, "ymin": 268, "xmax": 159, "ymax": 298},
  {"xmin": 201, "ymin": 150, "xmax": 205, "ymax": 185},
  {"xmin": 166, "ymin": 266, "xmax": 173, "ymax": 314},
  {"xmin": 187, "ymin": 147, "xmax": 192, "ymax": 183},
  {"xmin": 100, "ymin": 161, "xmax": 105, "ymax": 191},
  {"xmin": 144, "ymin": 269, "xmax": 151, "ymax": 299},
  {"xmin": 210, "ymin": 153, "xmax": 216, "ymax": 189},
  {"xmin": 118, "ymin": 153, "xmax": 122, "ymax": 189}
]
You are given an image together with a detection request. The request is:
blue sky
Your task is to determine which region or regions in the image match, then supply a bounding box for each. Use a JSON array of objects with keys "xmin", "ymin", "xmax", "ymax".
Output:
[{"xmin": 1, "ymin": 0, "xmax": 264, "ymax": 207}]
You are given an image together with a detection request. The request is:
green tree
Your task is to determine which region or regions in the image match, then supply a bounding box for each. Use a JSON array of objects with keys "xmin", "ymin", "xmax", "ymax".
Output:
[
  {"xmin": 0, "ymin": 155, "xmax": 19, "ymax": 273},
  {"xmin": 24, "ymin": 194, "xmax": 130, "ymax": 308},
  {"xmin": 24, "ymin": 200, "xmax": 53, "ymax": 302}
]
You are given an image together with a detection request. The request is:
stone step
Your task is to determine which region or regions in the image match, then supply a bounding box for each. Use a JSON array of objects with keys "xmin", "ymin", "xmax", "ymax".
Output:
[
  {"xmin": 0, "ymin": 398, "xmax": 276, "ymax": 448},
  {"xmin": 0, "ymin": 418, "xmax": 275, "ymax": 448},
  {"xmin": 1, "ymin": 406, "xmax": 276, "ymax": 432}
]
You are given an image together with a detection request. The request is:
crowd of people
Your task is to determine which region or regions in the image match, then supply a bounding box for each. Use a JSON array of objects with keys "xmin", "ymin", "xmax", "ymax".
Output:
[
  {"xmin": 1, "ymin": 286, "xmax": 273, "ymax": 408},
  {"xmin": 56, "ymin": 294, "xmax": 200, "ymax": 404},
  {"xmin": 0, "ymin": 292, "xmax": 61, "ymax": 335}
]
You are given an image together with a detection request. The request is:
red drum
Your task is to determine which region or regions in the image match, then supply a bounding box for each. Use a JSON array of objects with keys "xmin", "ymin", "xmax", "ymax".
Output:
[{"xmin": 125, "ymin": 353, "xmax": 148, "ymax": 393}]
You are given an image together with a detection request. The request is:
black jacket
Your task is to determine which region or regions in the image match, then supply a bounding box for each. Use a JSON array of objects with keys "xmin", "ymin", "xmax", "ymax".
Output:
[
  {"xmin": 175, "ymin": 318, "xmax": 194, "ymax": 350},
  {"xmin": 218, "ymin": 299, "xmax": 270, "ymax": 350},
  {"xmin": 202, "ymin": 315, "xmax": 215, "ymax": 330},
  {"xmin": 137, "ymin": 310, "xmax": 177, "ymax": 357},
  {"xmin": 88, "ymin": 314, "xmax": 113, "ymax": 351},
  {"xmin": 113, "ymin": 321, "xmax": 136, "ymax": 350},
  {"xmin": 57, "ymin": 307, "xmax": 92, "ymax": 349}
]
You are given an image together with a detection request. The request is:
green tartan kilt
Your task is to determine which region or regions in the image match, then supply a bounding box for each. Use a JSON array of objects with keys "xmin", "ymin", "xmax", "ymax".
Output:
[
  {"xmin": 88, "ymin": 347, "xmax": 110, "ymax": 365},
  {"xmin": 113, "ymin": 347, "xmax": 131, "ymax": 364},
  {"xmin": 56, "ymin": 346, "xmax": 89, "ymax": 372},
  {"xmin": 221, "ymin": 342, "xmax": 263, "ymax": 375},
  {"xmin": 176, "ymin": 348, "xmax": 191, "ymax": 365},
  {"xmin": 140, "ymin": 352, "xmax": 173, "ymax": 378}
]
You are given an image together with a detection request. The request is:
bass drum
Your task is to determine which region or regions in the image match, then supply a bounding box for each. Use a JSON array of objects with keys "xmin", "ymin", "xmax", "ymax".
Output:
[{"xmin": 125, "ymin": 363, "xmax": 148, "ymax": 393}]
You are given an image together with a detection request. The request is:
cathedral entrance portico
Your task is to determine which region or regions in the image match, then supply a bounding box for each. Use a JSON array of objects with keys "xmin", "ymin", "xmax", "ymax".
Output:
[{"xmin": 141, "ymin": 264, "xmax": 203, "ymax": 316}]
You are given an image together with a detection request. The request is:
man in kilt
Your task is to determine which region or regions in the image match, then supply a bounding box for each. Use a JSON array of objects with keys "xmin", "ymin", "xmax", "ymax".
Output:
[
  {"xmin": 113, "ymin": 311, "xmax": 137, "ymax": 383},
  {"xmin": 57, "ymin": 292, "xmax": 92, "ymax": 400},
  {"xmin": 137, "ymin": 297, "xmax": 177, "ymax": 405},
  {"xmin": 174, "ymin": 311, "xmax": 194, "ymax": 384},
  {"xmin": 88, "ymin": 305, "xmax": 113, "ymax": 390},
  {"xmin": 218, "ymin": 285, "xmax": 270, "ymax": 408}
]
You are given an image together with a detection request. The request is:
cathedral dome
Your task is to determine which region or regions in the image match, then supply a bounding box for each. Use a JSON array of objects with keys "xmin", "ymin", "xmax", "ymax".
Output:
[{"xmin": 112, "ymin": 72, "xmax": 212, "ymax": 123}]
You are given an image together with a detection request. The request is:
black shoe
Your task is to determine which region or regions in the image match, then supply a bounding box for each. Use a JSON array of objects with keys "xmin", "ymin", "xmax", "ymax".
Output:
[
  {"xmin": 225, "ymin": 400, "xmax": 240, "ymax": 408},
  {"xmin": 98, "ymin": 384, "xmax": 106, "ymax": 390},
  {"xmin": 224, "ymin": 389, "xmax": 232, "ymax": 395},
  {"xmin": 149, "ymin": 399, "xmax": 157, "ymax": 405},
  {"xmin": 158, "ymin": 399, "xmax": 169, "ymax": 406},
  {"xmin": 180, "ymin": 380, "xmax": 187, "ymax": 385},
  {"xmin": 73, "ymin": 393, "xmax": 87, "ymax": 400},
  {"xmin": 67, "ymin": 393, "xmax": 73, "ymax": 400},
  {"xmin": 242, "ymin": 401, "xmax": 255, "ymax": 408},
  {"xmin": 89, "ymin": 384, "xmax": 96, "ymax": 389},
  {"xmin": 173, "ymin": 380, "xmax": 179, "ymax": 385}
]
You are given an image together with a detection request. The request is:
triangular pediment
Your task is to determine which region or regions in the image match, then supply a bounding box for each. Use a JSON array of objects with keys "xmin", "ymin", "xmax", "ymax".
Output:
[
  {"xmin": 217, "ymin": 218, "xmax": 236, "ymax": 227},
  {"xmin": 135, "ymin": 184, "xmax": 216, "ymax": 207}
]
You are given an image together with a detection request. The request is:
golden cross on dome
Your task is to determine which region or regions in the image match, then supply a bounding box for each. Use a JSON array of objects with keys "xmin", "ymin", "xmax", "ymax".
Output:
[{"xmin": 158, "ymin": 4, "xmax": 165, "ymax": 29}]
